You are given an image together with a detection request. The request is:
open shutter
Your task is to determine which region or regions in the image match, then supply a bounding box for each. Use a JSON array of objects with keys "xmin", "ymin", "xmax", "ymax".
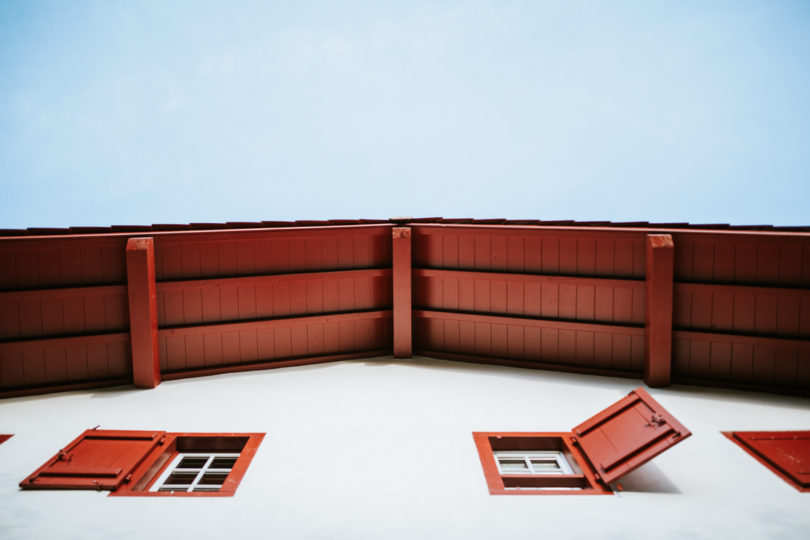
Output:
[
  {"xmin": 729, "ymin": 431, "xmax": 810, "ymax": 492},
  {"xmin": 20, "ymin": 429, "xmax": 165, "ymax": 490},
  {"xmin": 572, "ymin": 387, "xmax": 690, "ymax": 485}
]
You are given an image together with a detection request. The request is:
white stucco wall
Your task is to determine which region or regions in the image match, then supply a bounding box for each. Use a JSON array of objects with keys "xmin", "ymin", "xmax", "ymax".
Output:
[{"xmin": 1, "ymin": 356, "xmax": 808, "ymax": 540}]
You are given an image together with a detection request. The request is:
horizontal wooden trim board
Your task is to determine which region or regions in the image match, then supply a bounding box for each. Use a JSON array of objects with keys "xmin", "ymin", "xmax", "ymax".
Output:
[
  {"xmin": 161, "ymin": 349, "xmax": 391, "ymax": 380},
  {"xmin": 414, "ymin": 350, "xmax": 640, "ymax": 379},
  {"xmin": 0, "ymin": 223, "xmax": 394, "ymax": 246},
  {"xmin": 0, "ymin": 331, "xmax": 129, "ymax": 349},
  {"xmin": 412, "ymin": 223, "xmax": 810, "ymax": 242},
  {"xmin": 676, "ymin": 281, "xmax": 810, "ymax": 298},
  {"xmin": 673, "ymin": 329, "xmax": 810, "ymax": 350},
  {"xmin": 158, "ymin": 310, "xmax": 394, "ymax": 338},
  {"xmin": 0, "ymin": 284, "xmax": 127, "ymax": 300},
  {"xmin": 157, "ymin": 268, "xmax": 392, "ymax": 291},
  {"xmin": 0, "ymin": 377, "xmax": 133, "ymax": 399},
  {"xmin": 413, "ymin": 268, "xmax": 644, "ymax": 290},
  {"xmin": 413, "ymin": 309, "xmax": 644, "ymax": 336}
]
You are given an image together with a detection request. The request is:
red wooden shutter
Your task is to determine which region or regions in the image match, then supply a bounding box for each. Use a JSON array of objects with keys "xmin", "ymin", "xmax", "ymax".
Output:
[
  {"xmin": 729, "ymin": 431, "xmax": 810, "ymax": 492},
  {"xmin": 20, "ymin": 429, "xmax": 165, "ymax": 490},
  {"xmin": 573, "ymin": 387, "xmax": 691, "ymax": 485}
]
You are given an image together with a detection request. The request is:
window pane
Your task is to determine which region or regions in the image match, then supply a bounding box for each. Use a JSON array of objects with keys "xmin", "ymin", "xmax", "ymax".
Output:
[
  {"xmin": 200, "ymin": 473, "xmax": 229, "ymax": 485},
  {"xmin": 178, "ymin": 457, "xmax": 209, "ymax": 469},
  {"xmin": 498, "ymin": 458, "xmax": 529, "ymax": 471},
  {"xmin": 166, "ymin": 472, "xmax": 198, "ymax": 485},
  {"xmin": 530, "ymin": 459, "xmax": 561, "ymax": 471},
  {"xmin": 211, "ymin": 457, "xmax": 237, "ymax": 469}
]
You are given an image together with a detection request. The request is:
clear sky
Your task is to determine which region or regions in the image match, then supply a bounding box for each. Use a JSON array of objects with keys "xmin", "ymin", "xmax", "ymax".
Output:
[{"xmin": 1, "ymin": 1, "xmax": 808, "ymax": 228}]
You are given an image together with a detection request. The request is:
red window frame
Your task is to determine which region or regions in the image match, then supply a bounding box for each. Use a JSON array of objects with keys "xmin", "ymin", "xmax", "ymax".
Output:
[
  {"xmin": 20, "ymin": 429, "xmax": 264, "ymax": 497},
  {"xmin": 474, "ymin": 387, "xmax": 691, "ymax": 495},
  {"xmin": 474, "ymin": 432, "xmax": 612, "ymax": 495},
  {"xmin": 112, "ymin": 432, "xmax": 264, "ymax": 497},
  {"xmin": 723, "ymin": 431, "xmax": 810, "ymax": 493}
]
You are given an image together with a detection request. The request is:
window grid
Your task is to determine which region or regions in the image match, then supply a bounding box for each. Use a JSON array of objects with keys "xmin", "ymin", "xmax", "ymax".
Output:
[
  {"xmin": 494, "ymin": 451, "xmax": 574, "ymax": 475},
  {"xmin": 150, "ymin": 453, "xmax": 240, "ymax": 493}
]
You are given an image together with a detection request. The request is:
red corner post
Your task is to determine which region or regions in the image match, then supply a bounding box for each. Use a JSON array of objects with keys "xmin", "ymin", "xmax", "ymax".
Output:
[
  {"xmin": 126, "ymin": 237, "xmax": 161, "ymax": 388},
  {"xmin": 644, "ymin": 234, "xmax": 674, "ymax": 387},
  {"xmin": 392, "ymin": 227, "xmax": 412, "ymax": 358}
]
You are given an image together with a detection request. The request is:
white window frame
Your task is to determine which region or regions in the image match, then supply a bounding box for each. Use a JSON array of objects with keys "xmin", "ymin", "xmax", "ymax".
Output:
[
  {"xmin": 493, "ymin": 450, "xmax": 574, "ymax": 475},
  {"xmin": 149, "ymin": 452, "xmax": 240, "ymax": 493}
]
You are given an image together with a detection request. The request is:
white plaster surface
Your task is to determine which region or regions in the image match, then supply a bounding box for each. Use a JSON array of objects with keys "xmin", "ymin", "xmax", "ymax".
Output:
[{"xmin": 0, "ymin": 356, "xmax": 808, "ymax": 540}]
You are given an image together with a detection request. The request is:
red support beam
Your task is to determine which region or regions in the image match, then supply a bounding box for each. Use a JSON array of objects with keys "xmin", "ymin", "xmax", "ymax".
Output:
[
  {"xmin": 126, "ymin": 237, "xmax": 161, "ymax": 388},
  {"xmin": 393, "ymin": 227, "xmax": 412, "ymax": 358},
  {"xmin": 644, "ymin": 234, "xmax": 674, "ymax": 387}
]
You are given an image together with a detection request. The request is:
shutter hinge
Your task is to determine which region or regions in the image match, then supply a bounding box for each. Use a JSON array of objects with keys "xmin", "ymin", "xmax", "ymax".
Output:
[{"xmin": 57, "ymin": 450, "xmax": 72, "ymax": 462}]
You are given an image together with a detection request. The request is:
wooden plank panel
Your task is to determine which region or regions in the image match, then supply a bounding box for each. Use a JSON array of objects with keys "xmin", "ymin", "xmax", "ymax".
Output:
[
  {"xmin": 507, "ymin": 236, "xmax": 524, "ymax": 273},
  {"xmin": 558, "ymin": 237, "xmax": 577, "ymax": 274},
  {"xmin": 778, "ymin": 244, "xmax": 803, "ymax": 285},
  {"xmin": 289, "ymin": 238, "xmax": 308, "ymax": 273},
  {"xmin": 526, "ymin": 235, "xmax": 542, "ymax": 273},
  {"xmin": 577, "ymin": 238, "xmax": 596, "ymax": 275},
  {"xmin": 491, "ymin": 236, "xmax": 508, "ymax": 272},
  {"xmin": 181, "ymin": 243, "xmax": 202, "ymax": 278},
  {"xmin": 730, "ymin": 343, "xmax": 754, "ymax": 383},
  {"xmin": 757, "ymin": 243, "xmax": 780, "ymax": 284},
  {"xmin": 595, "ymin": 239, "xmax": 614, "ymax": 276},
  {"xmin": 443, "ymin": 233, "xmax": 459, "ymax": 269},
  {"xmin": 458, "ymin": 233, "xmax": 476, "ymax": 269},
  {"xmin": 614, "ymin": 238, "xmax": 635, "ymax": 277},
  {"xmin": 713, "ymin": 242, "xmax": 735, "ymax": 282},
  {"xmin": 735, "ymin": 243, "xmax": 757, "ymax": 283},
  {"xmin": 474, "ymin": 235, "xmax": 490, "ymax": 271}
]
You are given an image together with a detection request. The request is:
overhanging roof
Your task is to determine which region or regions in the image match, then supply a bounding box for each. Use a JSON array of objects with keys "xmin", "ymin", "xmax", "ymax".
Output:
[{"xmin": 1, "ymin": 218, "xmax": 808, "ymax": 398}]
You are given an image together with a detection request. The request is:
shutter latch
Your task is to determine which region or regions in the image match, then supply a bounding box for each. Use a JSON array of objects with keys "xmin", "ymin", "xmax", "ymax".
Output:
[{"xmin": 648, "ymin": 414, "xmax": 666, "ymax": 427}]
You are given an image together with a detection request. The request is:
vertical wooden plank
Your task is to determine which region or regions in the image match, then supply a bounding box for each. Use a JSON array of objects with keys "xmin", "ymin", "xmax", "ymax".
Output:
[
  {"xmin": 576, "ymin": 285, "xmax": 595, "ymax": 321},
  {"xmin": 594, "ymin": 286, "xmax": 613, "ymax": 323},
  {"xmin": 507, "ymin": 236, "xmax": 525, "ymax": 273},
  {"xmin": 393, "ymin": 227, "xmax": 412, "ymax": 358},
  {"xmin": 712, "ymin": 290, "xmax": 734, "ymax": 332},
  {"xmin": 474, "ymin": 235, "xmax": 490, "ymax": 271},
  {"xmin": 644, "ymin": 234, "xmax": 674, "ymax": 387},
  {"xmin": 735, "ymin": 243, "xmax": 757, "ymax": 283},
  {"xmin": 490, "ymin": 280, "xmax": 507, "ymax": 314},
  {"xmin": 458, "ymin": 233, "xmax": 475, "ymax": 270},
  {"xmin": 491, "ymin": 236, "xmax": 508, "ymax": 272},
  {"xmin": 577, "ymin": 238, "xmax": 596, "ymax": 275},
  {"xmin": 558, "ymin": 238, "xmax": 577, "ymax": 274},
  {"xmin": 474, "ymin": 279, "xmax": 491, "ymax": 313},
  {"xmin": 756, "ymin": 243, "xmax": 780, "ymax": 284},
  {"xmin": 595, "ymin": 239, "xmax": 614, "ymax": 276},
  {"xmin": 526, "ymin": 236, "xmax": 542, "ymax": 273},
  {"xmin": 443, "ymin": 233, "xmax": 459, "ymax": 269},
  {"xmin": 289, "ymin": 238, "xmax": 307, "ymax": 272},
  {"xmin": 126, "ymin": 238, "xmax": 161, "ymax": 389}
]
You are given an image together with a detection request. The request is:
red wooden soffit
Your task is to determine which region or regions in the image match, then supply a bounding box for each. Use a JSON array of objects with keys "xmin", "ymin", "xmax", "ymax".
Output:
[
  {"xmin": 573, "ymin": 387, "xmax": 691, "ymax": 485},
  {"xmin": 644, "ymin": 234, "xmax": 674, "ymax": 387},
  {"xmin": 393, "ymin": 227, "xmax": 412, "ymax": 358},
  {"xmin": 126, "ymin": 237, "xmax": 161, "ymax": 388}
]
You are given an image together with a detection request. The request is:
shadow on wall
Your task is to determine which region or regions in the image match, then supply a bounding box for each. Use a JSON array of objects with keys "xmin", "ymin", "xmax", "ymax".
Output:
[{"xmin": 614, "ymin": 462, "xmax": 681, "ymax": 494}]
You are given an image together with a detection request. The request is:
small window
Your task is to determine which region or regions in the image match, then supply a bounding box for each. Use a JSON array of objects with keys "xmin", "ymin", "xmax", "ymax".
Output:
[
  {"xmin": 494, "ymin": 451, "xmax": 574, "ymax": 475},
  {"xmin": 474, "ymin": 387, "xmax": 691, "ymax": 495},
  {"xmin": 150, "ymin": 453, "xmax": 241, "ymax": 493},
  {"xmin": 20, "ymin": 429, "xmax": 264, "ymax": 497}
]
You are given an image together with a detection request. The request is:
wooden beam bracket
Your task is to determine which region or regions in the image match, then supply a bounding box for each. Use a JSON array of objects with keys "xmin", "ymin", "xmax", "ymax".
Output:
[
  {"xmin": 644, "ymin": 234, "xmax": 674, "ymax": 387},
  {"xmin": 126, "ymin": 237, "xmax": 161, "ymax": 388}
]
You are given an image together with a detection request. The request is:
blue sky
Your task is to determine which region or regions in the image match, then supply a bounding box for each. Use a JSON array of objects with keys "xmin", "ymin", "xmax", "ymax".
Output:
[{"xmin": 1, "ymin": 1, "xmax": 809, "ymax": 228}]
